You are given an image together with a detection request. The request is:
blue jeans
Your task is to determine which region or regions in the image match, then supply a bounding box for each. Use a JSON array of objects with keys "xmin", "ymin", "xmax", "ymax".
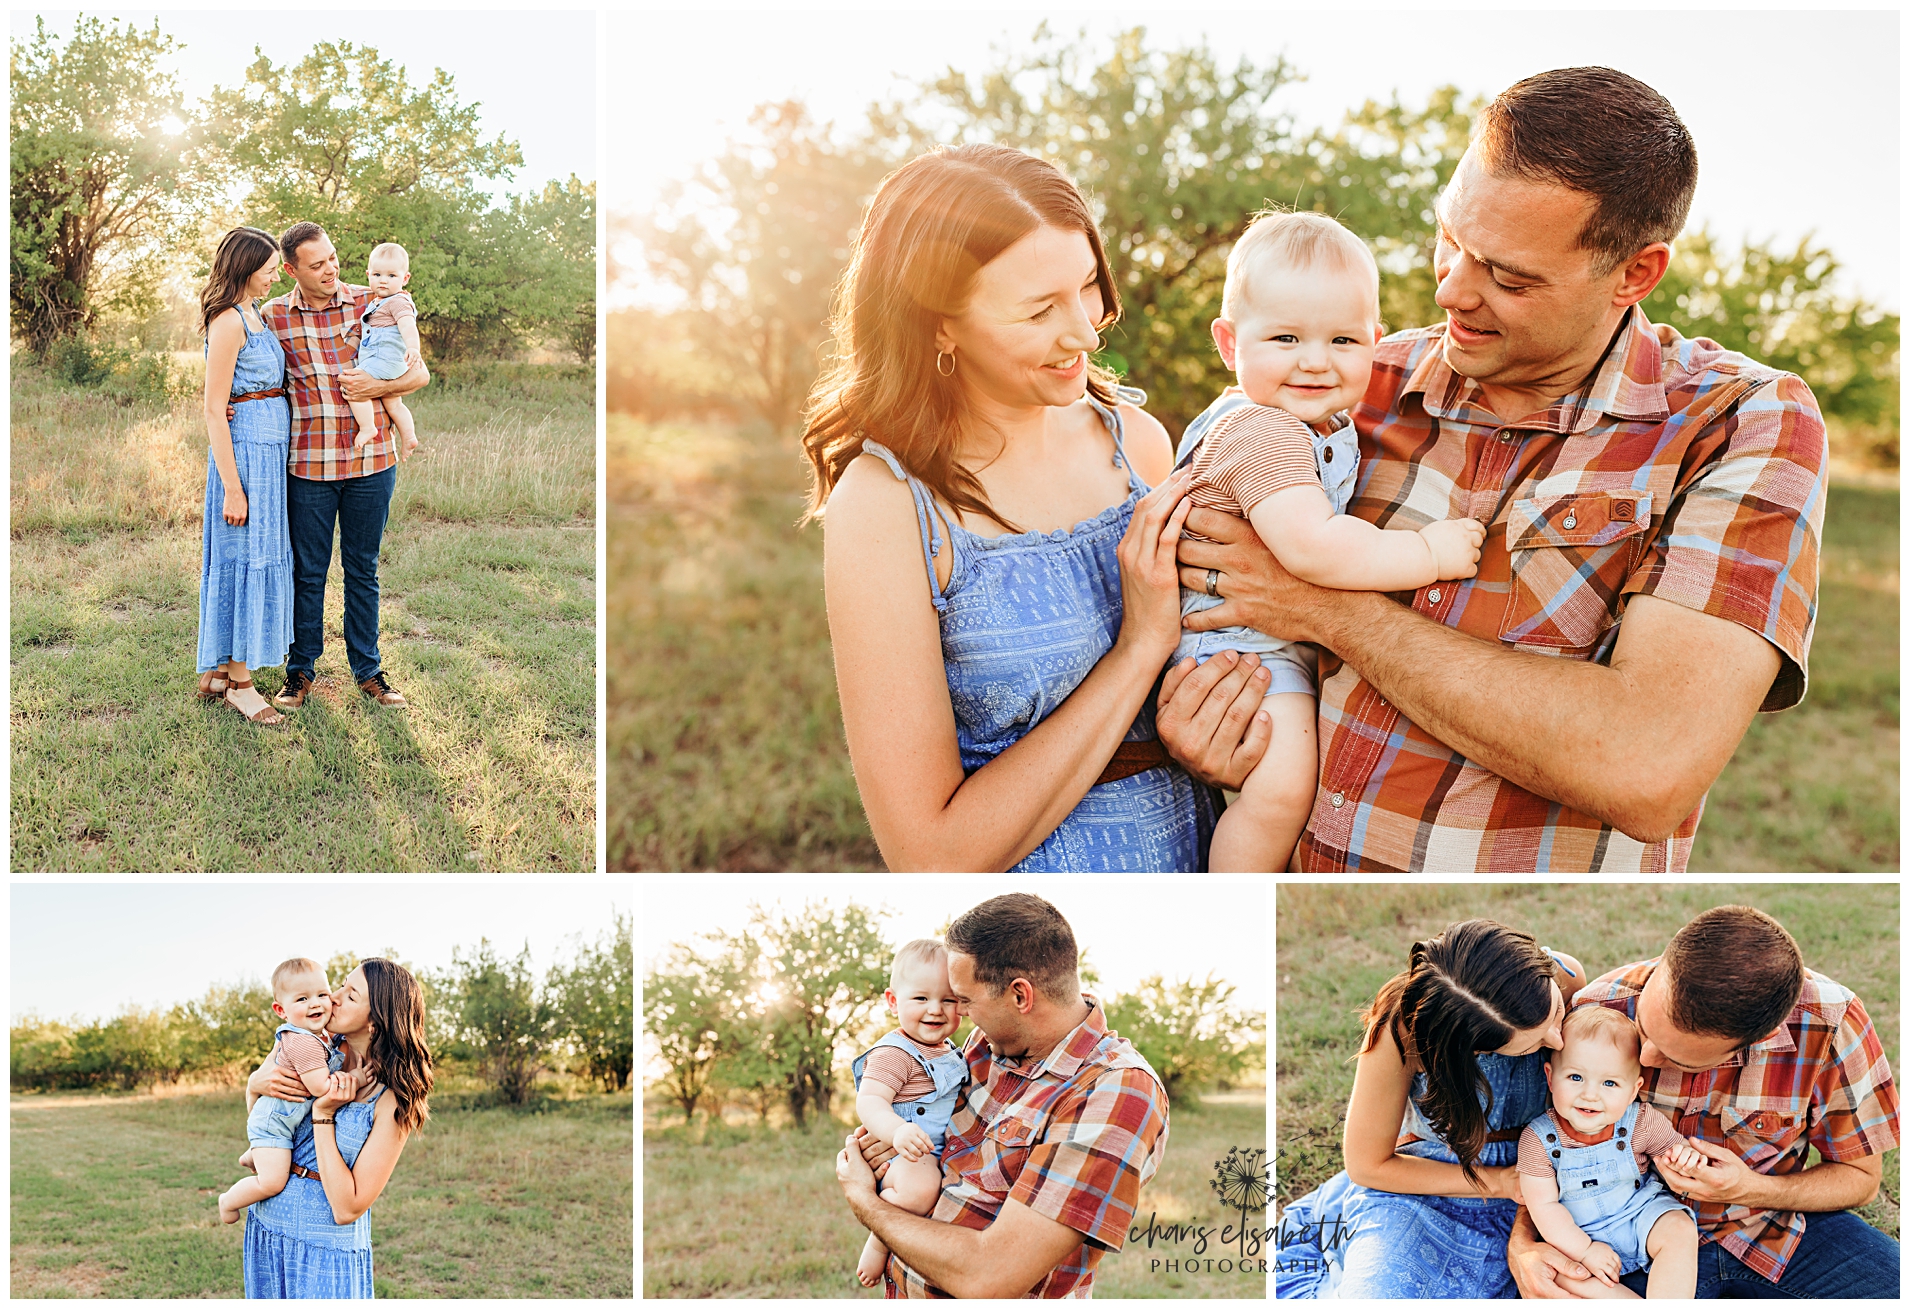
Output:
[
  {"xmin": 1617, "ymin": 1210, "xmax": 1899, "ymax": 1298},
  {"xmin": 286, "ymin": 467, "xmax": 395, "ymax": 684}
]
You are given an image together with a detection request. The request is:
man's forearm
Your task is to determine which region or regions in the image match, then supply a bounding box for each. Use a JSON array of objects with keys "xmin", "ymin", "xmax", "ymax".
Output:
[
  {"xmin": 848, "ymin": 1188, "xmax": 988, "ymax": 1297},
  {"xmin": 1744, "ymin": 1156, "xmax": 1882, "ymax": 1212}
]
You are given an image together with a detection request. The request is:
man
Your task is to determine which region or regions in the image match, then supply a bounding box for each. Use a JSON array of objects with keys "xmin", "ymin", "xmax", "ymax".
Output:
[
  {"xmin": 265, "ymin": 222, "xmax": 429, "ymax": 712},
  {"xmin": 835, "ymin": 893, "xmax": 1169, "ymax": 1297},
  {"xmin": 1512, "ymin": 905, "xmax": 1898, "ymax": 1298},
  {"xmin": 1159, "ymin": 67, "xmax": 1826, "ymax": 872}
]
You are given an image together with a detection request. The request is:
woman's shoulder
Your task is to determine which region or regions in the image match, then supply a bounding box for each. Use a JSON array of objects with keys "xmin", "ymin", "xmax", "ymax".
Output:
[
  {"xmin": 1111, "ymin": 398, "xmax": 1173, "ymax": 484},
  {"xmin": 825, "ymin": 446, "xmax": 919, "ymax": 531},
  {"xmin": 207, "ymin": 304, "xmax": 247, "ymax": 336}
]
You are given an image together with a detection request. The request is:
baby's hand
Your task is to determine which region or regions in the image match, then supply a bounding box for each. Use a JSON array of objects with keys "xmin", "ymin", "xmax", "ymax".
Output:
[
  {"xmin": 1661, "ymin": 1142, "xmax": 1706, "ymax": 1173},
  {"xmin": 1582, "ymin": 1240, "xmax": 1623, "ymax": 1285},
  {"xmin": 403, "ymin": 349, "xmax": 422, "ymax": 370},
  {"xmin": 892, "ymin": 1123, "xmax": 934, "ymax": 1161},
  {"xmin": 1421, "ymin": 517, "xmax": 1486, "ymax": 580}
]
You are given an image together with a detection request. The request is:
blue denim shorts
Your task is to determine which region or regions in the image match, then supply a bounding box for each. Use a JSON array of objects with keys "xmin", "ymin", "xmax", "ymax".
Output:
[
  {"xmin": 1174, "ymin": 589, "xmax": 1318, "ymax": 698},
  {"xmin": 246, "ymin": 1091, "xmax": 314, "ymax": 1150},
  {"xmin": 354, "ymin": 324, "xmax": 408, "ymax": 380}
]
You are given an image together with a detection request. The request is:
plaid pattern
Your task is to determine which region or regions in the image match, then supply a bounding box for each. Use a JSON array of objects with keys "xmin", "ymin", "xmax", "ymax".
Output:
[
  {"xmin": 1300, "ymin": 306, "xmax": 1828, "ymax": 872},
  {"xmin": 263, "ymin": 283, "xmax": 397, "ymax": 481},
  {"xmin": 1575, "ymin": 960, "xmax": 1899, "ymax": 1284},
  {"xmin": 887, "ymin": 998, "xmax": 1169, "ymax": 1299}
]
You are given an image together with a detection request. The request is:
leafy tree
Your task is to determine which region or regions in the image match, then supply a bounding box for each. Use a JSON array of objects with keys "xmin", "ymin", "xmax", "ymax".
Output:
[
  {"xmin": 552, "ymin": 913, "xmax": 634, "ymax": 1091},
  {"xmin": 1102, "ymin": 974, "xmax": 1264, "ymax": 1106},
  {"xmin": 642, "ymin": 945, "xmax": 730, "ymax": 1123},
  {"xmin": 179, "ymin": 982, "xmax": 277, "ymax": 1075},
  {"xmin": 443, "ymin": 939, "xmax": 557, "ymax": 1104},
  {"xmin": 10, "ymin": 16, "xmax": 204, "ymax": 352}
]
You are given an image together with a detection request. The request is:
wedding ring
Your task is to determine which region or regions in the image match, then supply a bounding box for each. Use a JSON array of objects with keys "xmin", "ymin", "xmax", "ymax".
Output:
[{"xmin": 1205, "ymin": 568, "xmax": 1220, "ymax": 598}]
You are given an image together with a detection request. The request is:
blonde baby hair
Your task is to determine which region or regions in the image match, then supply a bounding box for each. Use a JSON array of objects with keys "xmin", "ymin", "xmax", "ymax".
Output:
[
  {"xmin": 1220, "ymin": 208, "xmax": 1380, "ymax": 322},
  {"xmin": 890, "ymin": 938, "xmax": 948, "ymax": 989},
  {"xmin": 368, "ymin": 241, "xmax": 410, "ymax": 270},
  {"xmin": 271, "ymin": 956, "xmax": 327, "ymax": 996},
  {"xmin": 1560, "ymin": 1004, "xmax": 1643, "ymax": 1069}
]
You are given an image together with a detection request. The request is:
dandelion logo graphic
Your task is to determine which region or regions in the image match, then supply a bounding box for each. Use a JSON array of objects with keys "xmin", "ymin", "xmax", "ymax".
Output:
[{"xmin": 1210, "ymin": 1145, "xmax": 1269, "ymax": 1259}]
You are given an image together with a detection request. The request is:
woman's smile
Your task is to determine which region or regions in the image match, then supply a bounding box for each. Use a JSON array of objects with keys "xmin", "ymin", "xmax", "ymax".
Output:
[{"xmin": 1042, "ymin": 353, "xmax": 1086, "ymax": 379}]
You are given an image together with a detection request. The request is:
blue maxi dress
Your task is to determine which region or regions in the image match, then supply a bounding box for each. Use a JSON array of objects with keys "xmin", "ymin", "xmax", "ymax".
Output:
[
  {"xmin": 197, "ymin": 308, "xmax": 293, "ymax": 674},
  {"xmin": 242, "ymin": 1086, "xmax": 383, "ymax": 1298},
  {"xmin": 860, "ymin": 387, "xmax": 1217, "ymax": 872},
  {"xmin": 1277, "ymin": 1052, "xmax": 1549, "ymax": 1298}
]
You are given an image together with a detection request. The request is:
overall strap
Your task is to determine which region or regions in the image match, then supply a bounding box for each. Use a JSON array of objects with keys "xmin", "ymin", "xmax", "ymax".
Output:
[{"xmin": 860, "ymin": 440, "xmax": 951, "ymax": 613}]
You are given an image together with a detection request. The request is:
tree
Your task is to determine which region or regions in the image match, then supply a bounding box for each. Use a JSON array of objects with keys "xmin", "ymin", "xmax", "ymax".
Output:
[
  {"xmin": 444, "ymin": 939, "xmax": 556, "ymax": 1104},
  {"xmin": 179, "ymin": 981, "xmax": 277, "ymax": 1076},
  {"xmin": 552, "ymin": 913, "xmax": 634, "ymax": 1091},
  {"xmin": 642, "ymin": 945, "xmax": 730, "ymax": 1123},
  {"xmin": 10, "ymin": 16, "xmax": 203, "ymax": 352},
  {"xmin": 1102, "ymin": 974, "xmax": 1264, "ymax": 1105}
]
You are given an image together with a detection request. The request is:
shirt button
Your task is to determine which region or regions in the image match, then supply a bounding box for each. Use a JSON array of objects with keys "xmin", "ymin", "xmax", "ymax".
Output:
[
  {"xmin": 1498, "ymin": 430, "xmax": 1513, "ymax": 442},
  {"xmin": 1561, "ymin": 514, "xmax": 1578, "ymax": 530},
  {"xmin": 1323, "ymin": 446, "xmax": 1334, "ymax": 462},
  {"xmin": 1427, "ymin": 587, "xmax": 1442, "ymax": 604},
  {"xmin": 1329, "ymin": 792, "xmax": 1345, "ymax": 809}
]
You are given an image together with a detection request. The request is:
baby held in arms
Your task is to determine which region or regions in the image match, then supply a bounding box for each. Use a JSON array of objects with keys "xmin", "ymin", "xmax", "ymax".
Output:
[
  {"xmin": 849, "ymin": 939, "xmax": 969, "ymax": 1288},
  {"xmin": 1176, "ymin": 210, "xmax": 1485, "ymax": 871},
  {"xmin": 1517, "ymin": 1005, "xmax": 1703, "ymax": 1298}
]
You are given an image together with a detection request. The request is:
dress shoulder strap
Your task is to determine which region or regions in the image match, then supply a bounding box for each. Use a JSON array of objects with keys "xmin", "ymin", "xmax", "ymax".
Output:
[
  {"xmin": 1086, "ymin": 384, "xmax": 1150, "ymax": 491},
  {"xmin": 859, "ymin": 440, "xmax": 951, "ymax": 613}
]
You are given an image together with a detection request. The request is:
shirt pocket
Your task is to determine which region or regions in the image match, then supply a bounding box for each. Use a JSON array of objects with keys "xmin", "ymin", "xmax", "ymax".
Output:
[
  {"xmin": 974, "ymin": 1111, "xmax": 1038, "ymax": 1194},
  {"xmin": 1720, "ymin": 1104, "xmax": 1803, "ymax": 1171},
  {"xmin": 1498, "ymin": 491, "xmax": 1654, "ymax": 651}
]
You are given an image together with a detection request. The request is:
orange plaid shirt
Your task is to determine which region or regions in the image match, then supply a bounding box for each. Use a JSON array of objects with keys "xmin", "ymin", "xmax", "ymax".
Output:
[
  {"xmin": 1298, "ymin": 307, "xmax": 1826, "ymax": 871},
  {"xmin": 263, "ymin": 282, "xmax": 397, "ymax": 482},
  {"xmin": 1574, "ymin": 961, "xmax": 1898, "ymax": 1284}
]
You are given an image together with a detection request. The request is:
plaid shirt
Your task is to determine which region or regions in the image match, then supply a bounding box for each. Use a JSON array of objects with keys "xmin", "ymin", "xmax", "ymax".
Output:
[
  {"xmin": 1299, "ymin": 307, "xmax": 1827, "ymax": 872},
  {"xmin": 1575, "ymin": 960, "xmax": 1899, "ymax": 1283},
  {"xmin": 886, "ymin": 997, "xmax": 1169, "ymax": 1299},
  {"xmin": 263, "ymin": 282, "xmax": 397, "ymax": 481}
]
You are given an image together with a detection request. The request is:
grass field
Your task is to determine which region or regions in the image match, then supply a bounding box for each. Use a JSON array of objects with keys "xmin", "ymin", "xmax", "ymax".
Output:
[
  {"xmin": 641, "ymin": 1091, "xmax": 1265, "ymax": 1298},
  {"xmin": 9, "ymin": 1084, "xmax": 633, "ymax": 1298},
  {"xmin": 609, "ymin": 414, "xmax": 1897, "ymax": 872},
  {"xmin": 1275, "ymin": 883, "xmax": 1900, "ymax": 1241},
  {"xmin": 11, "ymin": 358, "xmax": 595, "ymax": 872}
]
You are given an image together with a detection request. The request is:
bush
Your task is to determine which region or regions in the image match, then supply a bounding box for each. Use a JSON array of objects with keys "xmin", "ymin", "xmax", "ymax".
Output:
[{"xmin": 42, "ymin": 336, "xmax": 191, "ymax": 406}]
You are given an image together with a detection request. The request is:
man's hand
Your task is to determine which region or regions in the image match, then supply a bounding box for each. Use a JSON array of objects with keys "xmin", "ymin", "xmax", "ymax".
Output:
[
  {"xmin": 1154, "ymin": 652, "xmax": 1274, "ymax": 791},
  {"xmin": 1580, "ymin": 1240, "xmax": 1622, "ymax": 1286},
  {"xmin": 838, "ymin": 1130, "xmax": 881, "ymax": 1206},
  {"xmin": 338, "ymin": 367, "xmax": 382, "ymax": 402},
  {"xmin": 1509, "ymin": 1209, "xmax": 1598, "ymax": 1300},
  {"xmin": 1174, "ymin": 506, "xmax": 1334, "ymax": 643},
  {"xmin": 853, "ymin": 1124, "xmax": 897, "ymax": 1180},
  {"xmin": 1656, "ymin": 1137, "xmax": 1761, "ymax": 1205},
  {"xmin": 1657, "ymin": 1142, "xmax": 1707, "ymax": 1174},
  {"xmin": 893, "ymin": 1122, "xmax": 935, "ymax": 1162}
]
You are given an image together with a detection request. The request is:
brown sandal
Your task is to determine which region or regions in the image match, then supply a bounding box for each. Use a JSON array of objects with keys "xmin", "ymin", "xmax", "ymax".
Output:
[
  {"xmin": 198, "ymin": 669, "xmax": 230, "ymax": 699},
  {"xmin": 224, "ymin": 677, "xmax": 285, "ymax": 726}
]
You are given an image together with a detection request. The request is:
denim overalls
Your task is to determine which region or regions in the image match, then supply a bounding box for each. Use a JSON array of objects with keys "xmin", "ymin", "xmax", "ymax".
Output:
[
  {"xmin": 851, "ymin": 1031, "xmax": 969, "ymax": 1152},
  {"xmin": 244, "ymin": 1024, "xmax": 346, "ymax": 1149},
  {"xmin": 1530, "ymin": 1100, "xmax": 1693, "ymax": 1274},
  {"xmin": 354, "ymin": 294, "xmax": 410, "ymax": 380}
]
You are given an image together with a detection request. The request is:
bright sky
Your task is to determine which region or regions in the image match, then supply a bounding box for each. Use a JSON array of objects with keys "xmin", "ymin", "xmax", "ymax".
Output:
[
  {"xmin": 609, "ymin": 7, "xmax": 1899, "ymax": 310},
  {"xmin": 640, "ymin": 876, "xmax": 1267, "ymax": 1012},
  {"xmin": 10, "ymin": 880, "xmax": 632, "ymax": 1023},
  {"xmin": 12, "ymin": 10, "xmax": 597, "ymax": 199}
]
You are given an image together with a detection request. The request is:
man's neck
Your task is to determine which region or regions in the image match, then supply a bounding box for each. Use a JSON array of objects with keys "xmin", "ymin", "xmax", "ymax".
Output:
[
  {"xmin": 1014, "ymin": 995, "xmax": 1093, "ymax": 1066},
  {"xmin": 1472, "ymin": 310, "xmax": 1632, "ymax": 427}
]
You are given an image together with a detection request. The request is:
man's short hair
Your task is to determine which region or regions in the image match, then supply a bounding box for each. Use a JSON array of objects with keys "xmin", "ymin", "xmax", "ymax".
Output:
[
  {"xmin": 1561, "ymin": 1003, "xmax": 1641, "ymax": 1068},
  {"xmin": 946, "ymin": 893, "xmax": 1079, "ymax": 1000},
  {"xmin": 1473, "ymin": 66, "xmax": 1698, "ymax": 273},
  {"xmin": 1661, "ymin": 906, "xmax": 1804, "ymax": 1044},
  {"xmin": 271, "ymin": 956, "xmax": 326, "ymax": 996},
  {"xmin": 279, "ymin": 221, "xmax": 329, "ymax": 267},
  {"xmin": 889, "ymin": 938, "xmax": 947, "ymax": 989},
  {"xmin": 1222, "ymin": 208, "xmax": 1379, "ymax": 321}
]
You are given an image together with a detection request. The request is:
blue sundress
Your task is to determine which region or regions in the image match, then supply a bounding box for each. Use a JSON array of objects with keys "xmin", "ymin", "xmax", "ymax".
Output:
[
  {"xmin": 197, "ymin": 307, "xmax": 293, "ymax": 673},
  {"xmin": 1277, "ymin": 1052, "xmax": 1550, "ymax": 1298},
  {"xmin": 861, "ymin": 387, "xmax": 1216, "ymax": 872},
  {"xmin": 242, "ymin": 1085, "xmax": 384, "ymax": 1298}
]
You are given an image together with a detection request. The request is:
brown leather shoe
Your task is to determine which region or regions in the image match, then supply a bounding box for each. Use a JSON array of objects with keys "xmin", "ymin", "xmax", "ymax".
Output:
[
  {"xmin": 275, "ymin": 669, "xmax": 316, "ymax": 709},
  {"xmin": 359, "ymin": 671, "xmax": 408, "ymax": 708}
]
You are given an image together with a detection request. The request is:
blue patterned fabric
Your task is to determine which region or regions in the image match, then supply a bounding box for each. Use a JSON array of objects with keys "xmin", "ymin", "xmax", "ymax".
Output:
[
  {"xmin": 860, "ymin": 389, "xmax": 1215, "ymax": 872},
  {"xmin": 1277, "ymin": 1052, "xmax": 1550, "ymax": 1298},
  {"xmin": 243, "ymin": 1086, "xmax": 383, "ymax": 1299},
  {"xmin": 198, "ymin": 310, "xmax": 294, "ymax": 673}
]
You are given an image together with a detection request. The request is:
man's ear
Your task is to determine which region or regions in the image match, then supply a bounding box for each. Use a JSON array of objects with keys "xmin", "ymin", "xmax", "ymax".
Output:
[
  {"xmin": 1012, "ymin": 978, "xmax": 1038, "ymax": 1015},
  {"xmin": 1611, "ymin": 243, "xmax": 1671, "ymax": 308},
  {"xmin": 1210, "ymin": 317, "xmax": 1238, "ymax": 370}
]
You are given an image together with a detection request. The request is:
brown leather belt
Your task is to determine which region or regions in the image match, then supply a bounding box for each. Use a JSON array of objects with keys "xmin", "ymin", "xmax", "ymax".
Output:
[
  {"xmin": 231, "ymin": 387, "xmax": 285, "ymax": 404},
  {"xmin": 290, "ymin": 1163, "xmax": 323, "ymax": 1182},
  {"xmin": 1095, "ymin": 739, "xmax": 1172, "ymax": 786},
  {"xmin": 1398, "ymin": 1128, "xmax": 1526, "ymax": 1148}
]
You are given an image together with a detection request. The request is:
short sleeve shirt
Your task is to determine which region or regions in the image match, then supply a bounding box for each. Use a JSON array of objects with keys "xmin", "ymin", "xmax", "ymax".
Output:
[
  {"xmin": 862, "ymin": 1034, "xmax": 955, "ymax": 1102},
  {"xmin": 1299, "ymin": 306, "xmax": 1827, "ymax": 872},
  {"xmin": 263, "ymin": 282, "xmax": 397, "ymax": 481},
  {"xmin": 1183, "ymin": 403, "xmax": 1322, "ymax": 527},
  {"xmin": 1517, "ymin": 1101, "xmax": 1684, "ymax": 1179},
  {"xmin": 886, "ymin": 998, "xmax": 1168, "ymax": 1299},
  {"xmin": 274, "ymin": 1029, "xmax": 333, "ymax": 1078},
  {"xmin": 364, "ymin": 292, "xmax": 417, "ymax": 329},
  {"xmin": 1571, "ymin": 961, "xmax": 1899, "ymax": 1283}
]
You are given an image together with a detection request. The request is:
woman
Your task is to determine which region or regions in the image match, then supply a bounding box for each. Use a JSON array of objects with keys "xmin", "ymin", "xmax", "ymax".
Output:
[
  {"xmin": 196, "ymin": 226, "xmax": 293, "ymax": 725},
  {"xmin": 241, "ymin": 959, "xmax": 433, "ymax": 1298},
  {"xmin": 806, "ymin": 144, "xmax": 1212, "ymax": 872},
  {"xmin": 1277, "ymin": 920, "xmax": 1586, "ymax": 1298}
]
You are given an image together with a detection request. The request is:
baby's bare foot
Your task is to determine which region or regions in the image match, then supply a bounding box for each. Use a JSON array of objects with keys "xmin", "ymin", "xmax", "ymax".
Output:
[{"xmin": 855, "ymin": 1242, "xmax": 886, "ymax": 1288}]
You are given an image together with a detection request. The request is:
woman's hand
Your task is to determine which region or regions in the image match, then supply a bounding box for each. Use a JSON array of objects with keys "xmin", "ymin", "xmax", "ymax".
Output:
[
  {"xmin": 1480, "ymin": 1165, "xmax": 1525, "ymax": 1204},
  {"xmin": 1113, "ymin": 468, "xmax": 1195, "ymax": 661},
  {"xmin": 260, "ymin": 1063, "xmax": 309, "ymax": 1103},
  {"xmin": 223, "ymin": 484, "xmax": 249, "ymax": 526},
  {"xmin": 313, "ymin": 1069, "xmax": 362, "ymax": 1116}
]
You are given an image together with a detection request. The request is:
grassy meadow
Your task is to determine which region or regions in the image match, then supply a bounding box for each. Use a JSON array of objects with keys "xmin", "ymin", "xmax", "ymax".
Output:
[
  {"xmin": 10, "ymin": 1082, "xmax": 633, "ymax": 1298},
  {"xmin": 10, "ymin": 358, "xmax": 596, "ymax": 872},
  {"xmin": 1274, "ymin": 883, "xmax": 1901, "ymax": 1240},
  {"xmin": 609, "ymin": 414, "xmax": 1897, "ymax": 871},
  {"xmin": 642, "ymin": 1091, "xmax": 1266, "ymax": 1298}
]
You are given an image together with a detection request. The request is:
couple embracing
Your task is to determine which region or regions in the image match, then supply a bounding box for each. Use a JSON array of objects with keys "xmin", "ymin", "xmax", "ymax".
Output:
[
  {"xmin": 810, "ymin": 65, "xmax": 1825, "ymax": 873},
  {"xmin": 195, "ymin": 222, "xmax": 426, "ymax": 726},
  {"xmin": 1278, "ymin": 906, "xmax": 1899, "ymax": 1299}
]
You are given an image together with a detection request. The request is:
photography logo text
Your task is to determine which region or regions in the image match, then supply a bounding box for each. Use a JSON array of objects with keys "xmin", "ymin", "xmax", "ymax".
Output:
[{"xmin": 1126, "ymin": 1146, "xmax": 1270, "ymax": 1276}]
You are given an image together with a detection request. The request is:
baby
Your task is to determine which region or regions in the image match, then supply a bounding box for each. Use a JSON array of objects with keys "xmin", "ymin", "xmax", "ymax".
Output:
[
  {"xmin": 1176, "ymin": 209, "xmax": 1485, "ymax": 871},
  {"xmin": 1516, "ymin": 1005, "xmax": 1702, "ymax": 1298},
  {"xmin": 350, "ymin": 242, "xmax": 422, "ymax": 457},
  {"xmin": 216, "ymin": 958, "xmax": 345, "ymax": 1225},
  {"xmin": 849, "ymin": 938, "xmax": 968, "ymax": 1289}
]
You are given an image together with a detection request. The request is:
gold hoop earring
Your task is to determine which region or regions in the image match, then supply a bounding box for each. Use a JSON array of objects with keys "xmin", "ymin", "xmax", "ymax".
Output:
[{"xmin": 936, "ymin": 350, "xmax": 956, "ymax": 378}]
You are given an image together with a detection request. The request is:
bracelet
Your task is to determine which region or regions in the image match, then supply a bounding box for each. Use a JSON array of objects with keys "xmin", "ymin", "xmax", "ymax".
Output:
[{"xmin": 312, "ymin": 1117, "xmax": 336, "ymax": 1126}]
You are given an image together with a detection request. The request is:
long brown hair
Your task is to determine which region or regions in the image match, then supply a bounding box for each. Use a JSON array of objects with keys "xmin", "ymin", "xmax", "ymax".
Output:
[
  {"xmin": 801, "ymin": 144, "xmax": 1122, "ymax": 533},
  {"xmin": 1358, "ymin": 919, "xmax": 1555, "ymax": 1186},
  {"xmin": 362, "ymin": 958, "xmax": 433, "ymax": 1134},
  {"xmin": 199, "ymin": 227, "xmax": 279, "ymax": 334}
]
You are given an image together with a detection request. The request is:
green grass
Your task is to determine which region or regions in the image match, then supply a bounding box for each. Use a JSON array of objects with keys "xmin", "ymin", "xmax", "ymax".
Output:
[
  {"xmin": 641, "ymin": 1092, "xmax": 1265, "ymax": 1298},
  {"xmin": 1274, "ymin": 883, "xmax": 1900, "ymax": 1240},
  {"xmin": 9, "ymin": 1085, "xmax": 632, "ymax": 1298},
  {"xmin": 10, "ymin": 357, "xmax": 595, "ymax": 872}
]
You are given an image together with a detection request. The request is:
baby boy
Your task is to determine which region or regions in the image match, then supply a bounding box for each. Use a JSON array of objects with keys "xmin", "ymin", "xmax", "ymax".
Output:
[
  {"xmin": 216, "ymin": 957, "xmax": 345, "ymax": 1224},
  {"xmin": 849, "ymin": 938, "xmax": 968, "ymax": 1288},
  {"xmin": 350, "ymin": 242, "xmax": 422, "ymax": 458},
  {"xmin": 1517, "ymin": 1005, "xmax": 1702, "ymax": 1297}
]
